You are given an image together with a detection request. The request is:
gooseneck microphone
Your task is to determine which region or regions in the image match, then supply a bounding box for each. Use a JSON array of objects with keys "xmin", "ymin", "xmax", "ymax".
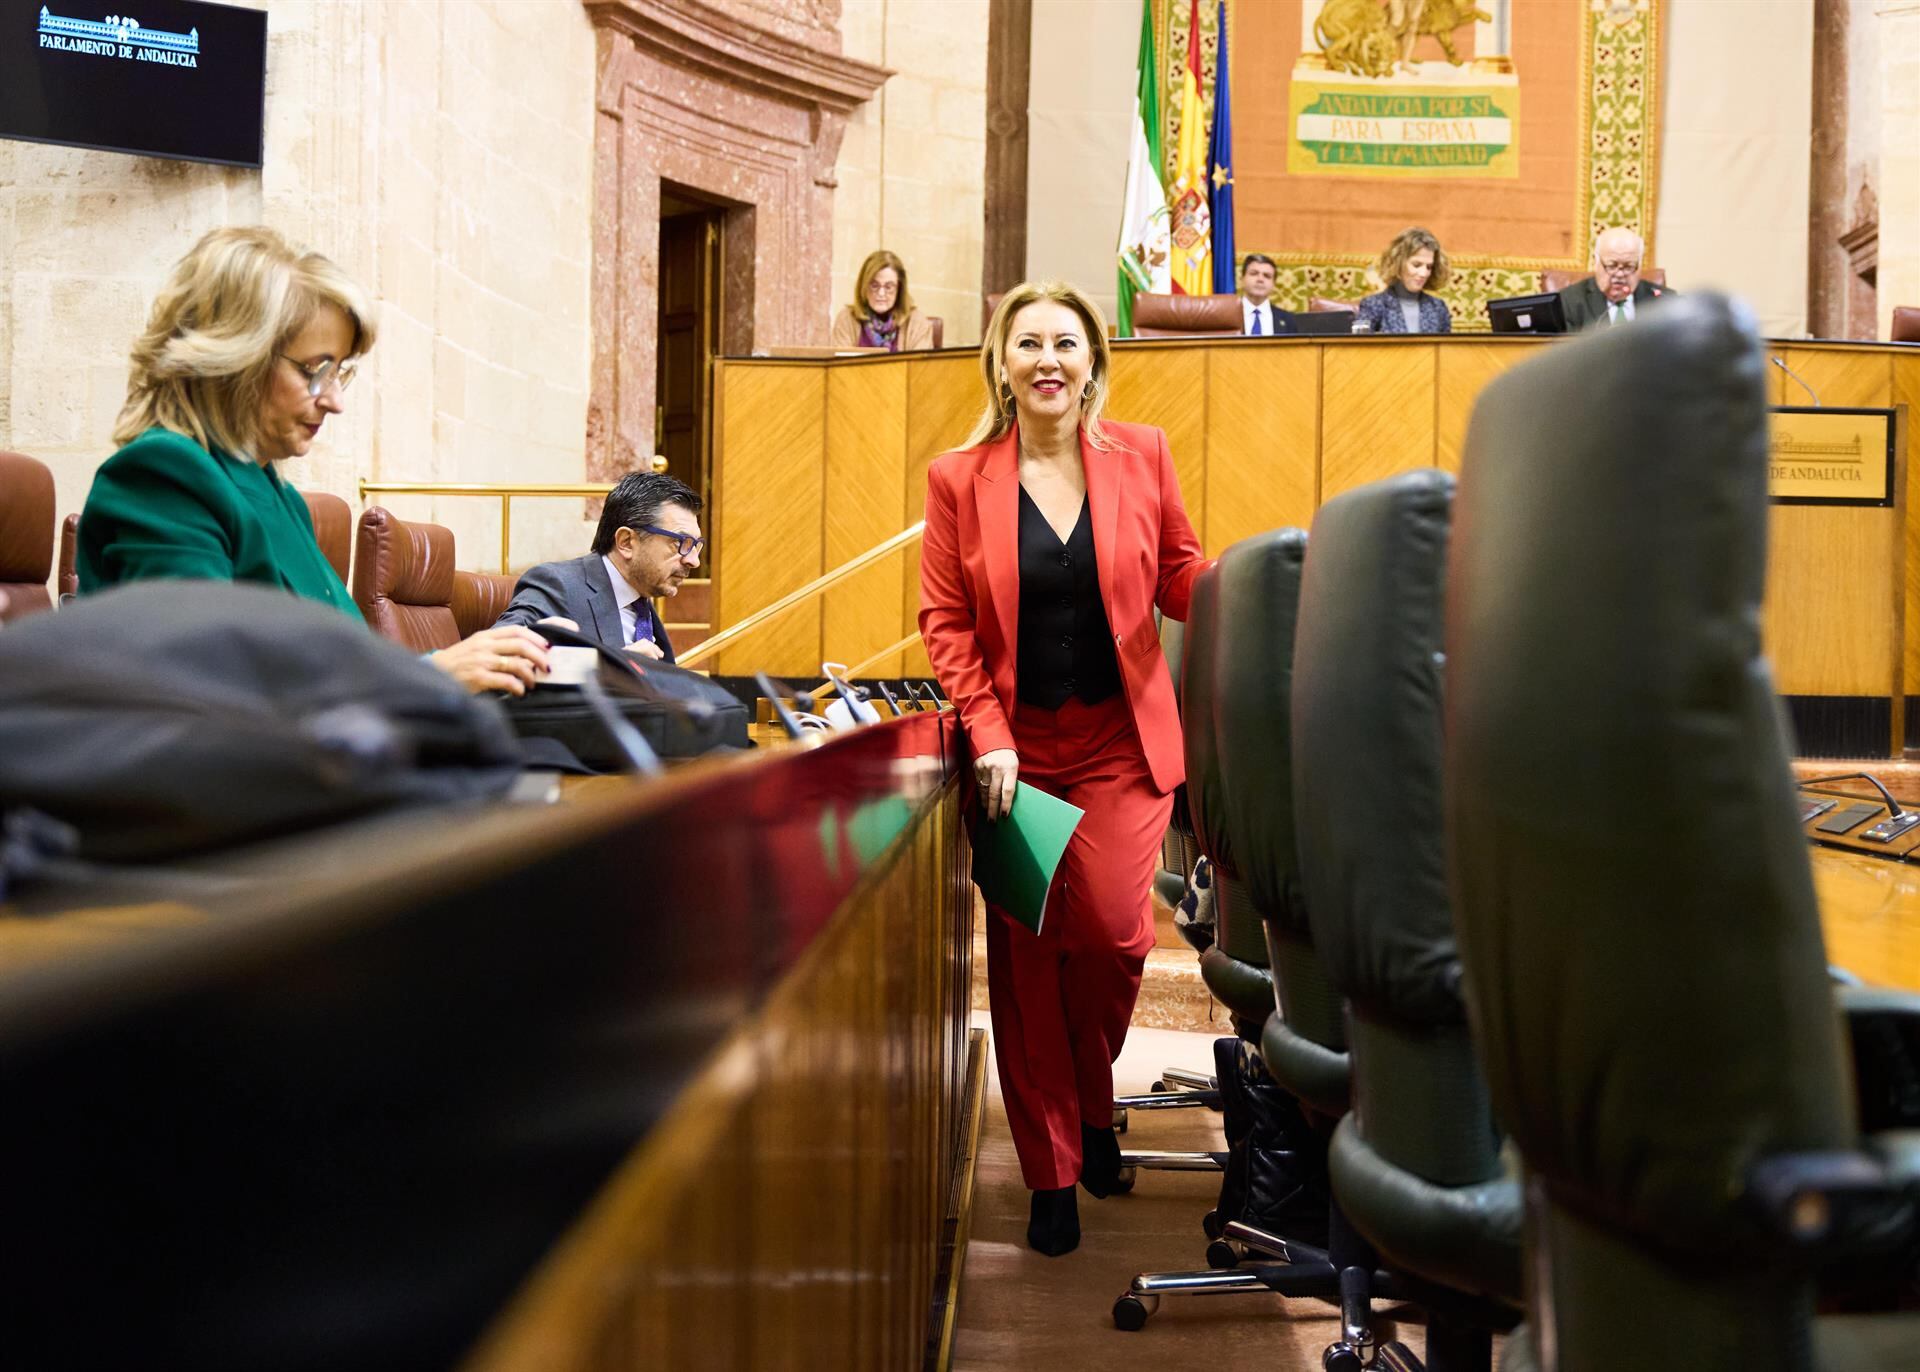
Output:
[
  {"xmin": 1771, "ymin": 355, "xmax": 1823, "ymax": 408},
  {"xmin": 1800, "ymin": 772, "xmax": 1903, "ymax": 818}
]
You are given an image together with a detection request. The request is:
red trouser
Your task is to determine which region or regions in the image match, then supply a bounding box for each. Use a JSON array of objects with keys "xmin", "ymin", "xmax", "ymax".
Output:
[{"xmin": 984, "ymin": 692, "xmax": 1173, "ymax": 1191}]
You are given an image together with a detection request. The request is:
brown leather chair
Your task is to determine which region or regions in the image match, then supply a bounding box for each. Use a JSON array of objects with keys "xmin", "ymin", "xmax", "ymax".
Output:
[
  {"xmin": 1309, "ymin": 296, "xmax": 1362, "ymax": 313},
  {"xmin": 1540, "ymin": 266, "xmax": 1666, "ymax": 294},
  {"xmin": 452, "ymin": 570, "xmax": 518, "ymax": 639},
  {"xmin": 351, "ymin": 506, "xmax": 461, "ymax": 652},
  {"xmin": 300, "ymin": 490, "xmax": 353, "ymax": 586},
  {"xmin": 925, "ymin": 316, "xmax": 945, "ymax": 350},
  {"xmin": 57, "ymin": 514, "xmax": 79, "ymax": 602},
  {"xmin": 1131, "ymin": 292, "xmax": 1243, "ymax": 337},
  {"xmin": 983, "ymin": 292, "xmax": 1006, "ymax": 333},
  {"xmin": 1893, "ymin": 306, "xmax": 1920, "ymax": 344},
  {"xmin": 0, "ymin": 451, "xmax": 57, "ymax": 623}
]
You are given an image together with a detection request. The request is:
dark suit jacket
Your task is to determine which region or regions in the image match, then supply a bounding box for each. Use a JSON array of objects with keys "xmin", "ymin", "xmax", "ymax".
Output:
[
  {"xmin": 494, "ymin": 552, "xmax": 675, "ymax": 663},
  {"xmin": 1356, "ymin": 289, "xmax": 1452, "ymax": 335},
  {"xmin": 1558, "ymin": 278, "xmax": 1678, "ymax": 333}
]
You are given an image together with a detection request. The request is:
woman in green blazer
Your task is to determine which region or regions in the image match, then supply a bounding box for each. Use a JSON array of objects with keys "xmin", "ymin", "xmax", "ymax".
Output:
[{"xmin": 79, "ymin": 226, "xmax": 550, "ymax": 695}]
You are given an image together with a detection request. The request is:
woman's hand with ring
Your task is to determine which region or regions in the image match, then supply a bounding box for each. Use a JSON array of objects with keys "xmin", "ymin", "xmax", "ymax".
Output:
[{"xmin": 974, "ymin": 748, "xmax": 1019, "ymax": 821}]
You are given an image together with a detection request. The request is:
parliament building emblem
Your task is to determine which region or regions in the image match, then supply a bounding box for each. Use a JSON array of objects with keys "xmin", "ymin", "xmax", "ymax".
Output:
[{"xmin": 36, "ymin": 8, "xmax": 200, "ymax": 65}]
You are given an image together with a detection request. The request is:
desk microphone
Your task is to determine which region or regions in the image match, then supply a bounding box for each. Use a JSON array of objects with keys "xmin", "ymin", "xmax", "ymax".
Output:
[
  {"xmin": 1771, "ymin": 355, "xmax": 1823, "ymax": 407},
  {"xmin": 1800, "ymin": 772, "xmax": 1902, "ymax": 817}
]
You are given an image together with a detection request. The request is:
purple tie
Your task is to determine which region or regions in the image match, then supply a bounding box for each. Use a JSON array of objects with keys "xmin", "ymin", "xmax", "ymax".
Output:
[{"xmin": 631, "ymin": 605, "xmax": 653, "ymax": 646}]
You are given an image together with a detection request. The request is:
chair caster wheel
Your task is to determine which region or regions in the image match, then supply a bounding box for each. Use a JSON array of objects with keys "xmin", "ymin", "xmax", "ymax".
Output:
[
  {"xmin": 1110, "ymin": 1166, "xmax": 1136, "ymax": 1194},
  {"xmin": 1205, "ymin": 1238, "xmax": 1239, "ymax": 1270},
  {"xmin": 1113, "ymin": 1106, "xmax": 1128, "ymax": 1134},
  {"xmin": 1322, "ymin": 1346, "xmax": 1366, "ymax": 1372},
  {"xmin": 1112, "ymin": 1294, "xmax": 1154, "ymax": 1331},
  {"xmin": 1201, "ymin": 1208, "xmax": 1224, "ymax": 1239}
]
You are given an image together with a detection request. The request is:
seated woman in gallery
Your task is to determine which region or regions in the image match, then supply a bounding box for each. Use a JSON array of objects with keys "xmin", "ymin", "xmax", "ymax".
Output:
[{"xmin": 830, "ymin": 248, "xmax": 935, "ymax": 352}]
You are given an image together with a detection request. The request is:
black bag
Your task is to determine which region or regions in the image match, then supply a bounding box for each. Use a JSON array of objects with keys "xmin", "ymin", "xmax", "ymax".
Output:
[
  {"xmin": 0, "ymin": 582, "xmax": 524, "ymax": 868},
  {"xmin": 499, "ymin": 625, "xmax": 749, "ymax": 771}
]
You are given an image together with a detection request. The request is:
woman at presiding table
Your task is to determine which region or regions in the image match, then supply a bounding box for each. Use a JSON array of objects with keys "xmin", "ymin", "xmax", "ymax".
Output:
[
  {"xmin": 829, "ymin": 249, "xmax": 934, "ymax": 352},
  {"xmin": 76, "ymin": 225, "xmax": 550, "ymax": 695},
  {"xmin": 918, "ymin": 281, "xmax": 1211, "ymax": 1257},
  {"xmin": 1355, "ymin": 225, "xmax": 1454, "ymax": 335}
]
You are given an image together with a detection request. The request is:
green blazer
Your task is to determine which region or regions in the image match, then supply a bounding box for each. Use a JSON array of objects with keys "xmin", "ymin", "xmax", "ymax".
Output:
[{"xmin": 77, "ymin": 427, "xmax": 362, "ymax": 621}]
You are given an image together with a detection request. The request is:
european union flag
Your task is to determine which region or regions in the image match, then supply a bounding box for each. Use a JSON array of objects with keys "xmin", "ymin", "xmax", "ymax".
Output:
[{"xmin": 1206, "ymin": 1, "xmax": 1235, "ymax": 294}]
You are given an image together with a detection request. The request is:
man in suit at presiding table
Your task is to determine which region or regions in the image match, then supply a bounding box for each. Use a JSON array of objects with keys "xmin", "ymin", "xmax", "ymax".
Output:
[
  {"xmin": 493, "ymin": 471, "xmax": 703, "ymax": 663},
  {"xmin": 1558, "ymin": 227, "xmax": 1678, "ymax": 332}
]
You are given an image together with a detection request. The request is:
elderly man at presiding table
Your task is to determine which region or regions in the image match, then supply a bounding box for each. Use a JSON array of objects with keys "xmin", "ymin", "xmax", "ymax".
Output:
[{"xmin": 1558, "ymin": 227, "xmax": 1678, "ymax": 332}]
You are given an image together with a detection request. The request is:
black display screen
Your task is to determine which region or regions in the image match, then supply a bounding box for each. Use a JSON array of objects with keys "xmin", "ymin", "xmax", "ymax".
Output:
[{"xmin": 0, "ymin": 0, "xmax": 267, "ymax": 168}]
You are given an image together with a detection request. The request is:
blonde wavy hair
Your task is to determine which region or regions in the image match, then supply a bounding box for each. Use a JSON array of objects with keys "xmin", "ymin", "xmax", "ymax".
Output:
[
  {"xmin": 850, "ymin": 248, "xmax": 915, "ymax": 324},
  {"xmin": 112, "ymin": 226, "xmax": 378, "ymax": 455},
  {"xmin": 1372, "ymin": 226, "xmax": 1450, "ymax": 293},
  {"xmin": 961, "ymin": 280, "xmax": 1115, "ymax": 450}
]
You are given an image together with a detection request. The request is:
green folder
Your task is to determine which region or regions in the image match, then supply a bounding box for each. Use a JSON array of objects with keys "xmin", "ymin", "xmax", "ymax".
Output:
[{"xmin": 969, "ymin": 782, "xmax": 1084, "ymax": 936}]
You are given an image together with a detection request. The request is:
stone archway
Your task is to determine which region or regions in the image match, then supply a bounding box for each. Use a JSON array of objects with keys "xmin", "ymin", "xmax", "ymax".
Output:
[{"xmin": 581, "ymin": 0, "xmax": 889, "ymax": 481}]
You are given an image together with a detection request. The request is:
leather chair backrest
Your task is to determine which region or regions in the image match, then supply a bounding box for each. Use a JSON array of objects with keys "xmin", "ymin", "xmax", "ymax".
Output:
[
  {"xmin": 0, "ymin": 451, "xmax": 56, "ymax": 622},
  {"xmin": 1182, "ymin": 564, "xmax": 1262, "ymax": 967},
  {"xmin": 1213, "ymin": 529, "xmax": 1309, "ymax": 936},
  {"xmin": 352, "ymin": 506, "xmax": 461, "ymax": 652},
  {"xmin": 1893, "ymin": 305, "xmax": 1920, "ymax": 344},
  {"xmin": 452, "ymin": 570, "xmax": 518, "ymax": 640},
  {"xmin": 58, "ymin": 513, "xmax": 79, "ymax": 602},
  {"xmin": 300, "ymin": 490, "xmax": 353, "ymax": 586},
  {"xmin": 1308, "ymin": 296, "xmax": 1360, "ymax": 313},
  {"xmin": 926, "ymin": 316, "xmax": 945, "ymax": 350},
  {"xmin": 1132, "ymin": 292, "xmax": 1242, "ymax": 337},
  {"xmin": 1447, "ymin": 295, "xmax": 1852, "ymax": 1253},
  {"xmin": 1540, "ymin": 266, "xmax": 1666, "ymax": 295},
  {"xmin": 1294, "ymin": 469, "xmax": 1498, "ymax": 1188}
]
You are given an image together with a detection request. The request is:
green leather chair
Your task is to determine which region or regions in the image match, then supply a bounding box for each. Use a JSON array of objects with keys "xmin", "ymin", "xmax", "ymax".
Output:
[
  {"xmin": 1446, "ymin": 294, "xmax": 1920, "ymax": 1370},
  {"xmin": 1294, "ymin": 469, "xmax": 1523, "ymax": 1372}
]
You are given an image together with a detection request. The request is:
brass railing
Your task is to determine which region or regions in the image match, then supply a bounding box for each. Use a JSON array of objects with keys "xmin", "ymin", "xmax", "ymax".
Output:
[
  {"xmin": 676, "ymin": 522, "xmax": 925, "ymax": 670},
  {"xmin": 358, "ymin": 460, "xmax": 668, "ymax": 572}
]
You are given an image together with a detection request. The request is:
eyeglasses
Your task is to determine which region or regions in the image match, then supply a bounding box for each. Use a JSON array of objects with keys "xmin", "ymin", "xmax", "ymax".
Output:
[
  {"xmin": 636, "ymin": 524, "xmax": 705, "ymax": 561},
  {"xmin": 280, "ymin": 354, "xmax": 358, "ymax": 398},
  {"xmin": 1599, "ymin": 260, "xmax": 1641, "ymax": 277}
]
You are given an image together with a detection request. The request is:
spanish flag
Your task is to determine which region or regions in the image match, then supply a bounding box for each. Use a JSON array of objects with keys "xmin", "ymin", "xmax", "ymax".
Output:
[{"xmin": 1167, "ymin": 0, "xmax": 1211, "ymax": 295}]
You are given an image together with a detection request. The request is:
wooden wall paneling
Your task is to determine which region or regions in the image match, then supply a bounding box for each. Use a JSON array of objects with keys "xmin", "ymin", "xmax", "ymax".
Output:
[
  {"xmin": 825, "ymin": 364, "xmax": 910, "ymax": 678},
  {"xmin": 1107, "ymin": 346, "xmax": 1209, "ymax": 538},
  {"xmin": 1899, "ymin": 358, "xmax": 1920, "ymax": 700},
  {"xmin": 1319, "ymin": 343, "xmax": 1439, "ymax": 501},
  {"xmin": 1204, "ymin": 346, "xmax": 1318, "ymax": 553},
  {"xmin": 1764, "ymin": 505, "xmax": 1898, "ymax": 696},
  {"xmin": 1773, "ymin": 347, "xmax": 1893, "ymax": 411},
  {"xmin": 901, "ymin": 354, "xmax": 985, "ymax": 677},
  {"xmin": 1436, "ymin": 341, "xmax": 1533, "ymax": 473},
  {"xmin": 714, "ymin": 363, "xmax": 828, "ymax": 676}
]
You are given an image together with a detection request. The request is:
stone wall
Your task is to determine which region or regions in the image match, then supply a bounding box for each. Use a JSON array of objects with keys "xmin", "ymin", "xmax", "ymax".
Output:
[
  {"xmin": 0, "ymin": 0, "xmax": 599, "ymax": 575},
  {"xmin": 1879, "ymin": 4, "xmax": 1920, "ymax": 340},
  {"xmin": 830, "ymin": 0, "xmax": 989, "ymax": 349}
]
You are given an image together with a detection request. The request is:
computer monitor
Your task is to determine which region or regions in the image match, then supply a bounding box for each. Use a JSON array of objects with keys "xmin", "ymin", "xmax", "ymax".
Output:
[
  {"xmin": 1, "ymin": 0, "xmax": 269, "ymax": 168},
  {"xmin": 1276, "ymin": 309, "xmax": 1358, "ymax": 337},
  {"xmin": 1486, "ymin": 292, "xmax": 1568, "ymax": 335}
]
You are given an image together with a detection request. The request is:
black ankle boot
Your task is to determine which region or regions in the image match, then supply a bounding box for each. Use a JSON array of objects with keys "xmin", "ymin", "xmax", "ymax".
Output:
[
  {"xmin": 1079, "ymin": 1122, "xmax": 1123, "ymax": 1199},
  {"xmin": 1027, "ymin": 1185, "xmax": 1080, "ymax": 1256}
]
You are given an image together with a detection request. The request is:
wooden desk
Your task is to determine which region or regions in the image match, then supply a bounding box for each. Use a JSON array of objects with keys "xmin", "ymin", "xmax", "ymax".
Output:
[
  {"xmin": 712, "ymin": 337, "xmax": 1920, "ymax": 712},
  {"xmin": 1812, "ymin": 846, "xmax": 1920, "ymax": 992},
  {"xmin": 0, "ymin": 711, "xmax": 975, "ymax": 1372}
]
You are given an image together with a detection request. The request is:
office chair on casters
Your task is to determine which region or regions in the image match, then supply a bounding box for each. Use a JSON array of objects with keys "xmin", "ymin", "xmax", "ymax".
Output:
[
  {"xmin": 1446, "ymin": 294, "xmax": 1920, "ymax": 1371},
  {"xmin": 1290, "ymin": 471, "xmax": 1523, "ymax": 1372},
  {"xmin": 1116, "ymin": 534, "xmax": 1356, "ymax": 1333}
]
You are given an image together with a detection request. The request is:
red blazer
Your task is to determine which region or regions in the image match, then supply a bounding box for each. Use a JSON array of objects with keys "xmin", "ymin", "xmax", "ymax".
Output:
[{"xmin": 918, "ymin": 420, "xmax": 1210, "ymax": 793}]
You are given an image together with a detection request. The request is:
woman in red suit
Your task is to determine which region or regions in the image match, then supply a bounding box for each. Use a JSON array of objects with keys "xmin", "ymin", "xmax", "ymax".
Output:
[{"xmin": 919, "ymin": 281, "xmax": 1210, "ymax": 1255}]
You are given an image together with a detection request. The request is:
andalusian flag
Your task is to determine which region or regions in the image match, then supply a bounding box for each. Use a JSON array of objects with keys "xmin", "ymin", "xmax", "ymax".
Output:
[
  {"xmin": 1167, "ymin": 0, "xmax": 1211, "ymax": 295},
  {"xmin": 1116, "ymin": 0, "xmax": 1169, "ymax": 336}
]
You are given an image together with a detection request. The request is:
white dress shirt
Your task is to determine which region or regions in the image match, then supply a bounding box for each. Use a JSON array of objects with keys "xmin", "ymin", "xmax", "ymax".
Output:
[
  {"xmin": 601, "ymin": 554, "xmax": 652, "ymax": 645},
  {"xmin": 1242, "ymin": 297, "xmax": 1277, "ymax": 336},
  {"xmin": 1607, "ymin": 296, "xmax": 1636, "ymax": 325}
]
